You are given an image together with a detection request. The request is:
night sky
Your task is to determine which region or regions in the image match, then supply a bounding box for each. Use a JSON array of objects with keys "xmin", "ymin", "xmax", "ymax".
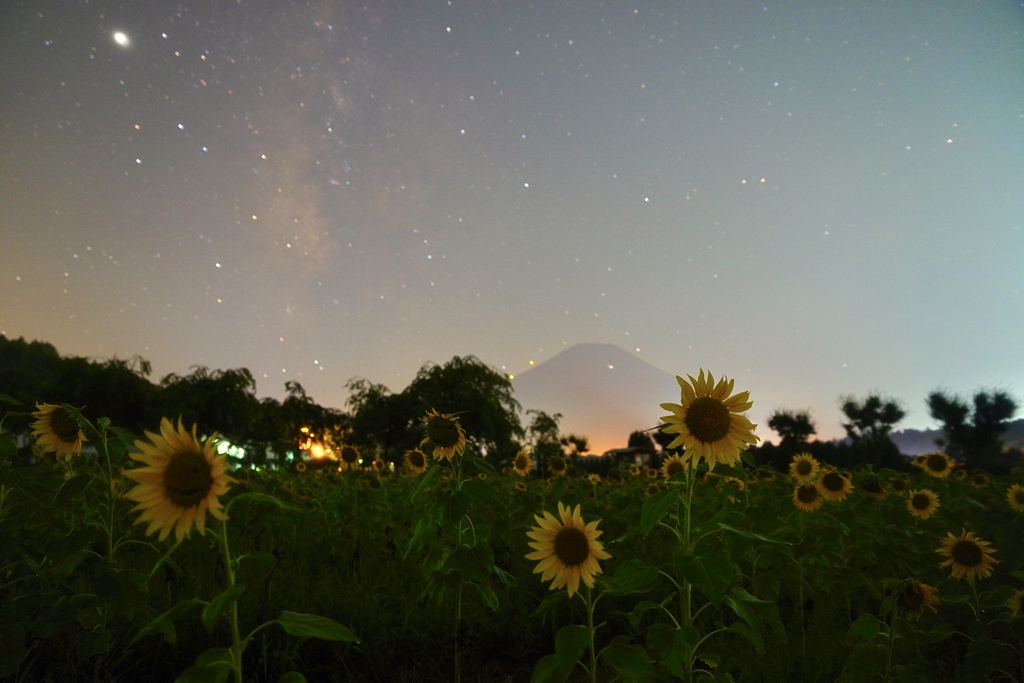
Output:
[{"xmin": 2, "ymin": 1, "xmax": 1022, "ymax": 445}]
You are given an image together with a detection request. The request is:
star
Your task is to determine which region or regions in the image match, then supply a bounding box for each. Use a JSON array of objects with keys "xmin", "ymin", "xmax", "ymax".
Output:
[{"xmin": 113, "ymin": 32, "xmax": 130, "ymax": 47}]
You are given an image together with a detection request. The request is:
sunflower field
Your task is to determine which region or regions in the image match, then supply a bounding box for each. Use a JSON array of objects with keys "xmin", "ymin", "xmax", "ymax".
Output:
[{"xmin": 2, "ymin": 373, "xmax": 1024, "ymax": 683}]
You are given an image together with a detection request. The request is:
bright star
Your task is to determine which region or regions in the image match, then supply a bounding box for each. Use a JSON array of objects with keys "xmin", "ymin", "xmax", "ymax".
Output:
[{"xmin": 113, "ymin": 32, "xmax": 130, "ymax": 47}]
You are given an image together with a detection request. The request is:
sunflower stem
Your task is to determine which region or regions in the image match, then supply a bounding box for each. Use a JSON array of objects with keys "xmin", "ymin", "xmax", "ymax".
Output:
[
  {"xmin": 584, "ymin": 585, "xmax": 598, "ymax": 683},
  {"xmin": 681, "ymin": 466, "xmax": 696, "ymax": 682},
  {"xmin": 217, "ymin": 518, "xmax": 245, "ymax": 683},
  {"xmin": 968, "ymin": 580, "xmax": 981, "ymax": 620}
]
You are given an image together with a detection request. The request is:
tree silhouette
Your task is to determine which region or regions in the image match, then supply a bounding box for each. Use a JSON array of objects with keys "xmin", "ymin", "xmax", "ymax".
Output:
[
  {"xmin": 927, "ymin": 388, "xmax": 1019, "ymax": 472},
  {"xmin": 767, "ymin": 409, "xmax": 816, "ymax": 447},
  {"xmin": 839, "ymin": 393, "xmax": 906, "ymax": 469}
]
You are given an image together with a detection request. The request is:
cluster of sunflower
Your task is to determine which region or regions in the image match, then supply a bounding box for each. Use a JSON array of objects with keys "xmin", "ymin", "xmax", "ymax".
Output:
[{"xmin": 787, "ymin": 452, "xmax": 854, "ymax": 512}]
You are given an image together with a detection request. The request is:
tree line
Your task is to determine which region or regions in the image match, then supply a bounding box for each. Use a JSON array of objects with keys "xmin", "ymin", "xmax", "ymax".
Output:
[{"xmin": 1, "ymin": 334, "xmax": 1019, "ymax": 473}]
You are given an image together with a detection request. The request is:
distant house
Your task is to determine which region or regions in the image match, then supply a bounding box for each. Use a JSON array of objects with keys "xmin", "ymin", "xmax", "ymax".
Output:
[{"xmin": 602, "ymin": 446, "xmax": 657, "ymax": 467}]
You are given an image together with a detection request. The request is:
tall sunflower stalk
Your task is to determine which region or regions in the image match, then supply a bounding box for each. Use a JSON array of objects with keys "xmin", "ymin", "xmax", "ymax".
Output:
[
  {"xmin": 406, "ymin": 409, "xmax": 511, "ymax": 683},
  {"xmin": 29, "ymin": 403, "xmax": 133, "ymax": 564}
]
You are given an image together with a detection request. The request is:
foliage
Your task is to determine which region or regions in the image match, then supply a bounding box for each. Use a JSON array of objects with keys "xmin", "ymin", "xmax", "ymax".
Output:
[
  {"xmin": 927, "ymin": 388, "xmax": 1019, "ymax": 473},
  {"xmin": 840, "ymin": 393, "xmax": 907, "ymax": 470}
]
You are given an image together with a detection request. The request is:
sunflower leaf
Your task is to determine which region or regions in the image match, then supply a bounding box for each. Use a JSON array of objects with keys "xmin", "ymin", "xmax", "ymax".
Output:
[
  {"xmin": 52, "ymin": 473, "xmax": 92, "ymax": 508},
  {"xmin": 600, "ymin": 558, "xmax": 658, "ymax": 596},
  {"xmin": 201, "ymin": 585, "xmax": 246, "ymax": 633},
  {"xmin": 459, "ymin": 477, "xmax": 495, "ymax": 502},
  {"xmin": 531, "ymin": 653, "xmax": 572, "ymax": 683},
  {"xmin": 554, "ymin": 624, "xmax": 591, "ymax": 663},
  {"xmin": 276, "ymin": 611, "xmax": 360, "ymax": 642},
  {"xmin": 277, "ymin": 673, "xmax": 308, "ymax": 683},
  {"xmin": 726, "ymin": 622, "xmax": 764, "ymax": 653},
  {"xmin": 600, "ymin": 641, "xmax": 655, "ymax": 681},
  {"xmin": 225, "ymin": 492, "xmax": 292, "ymax": 514},
  {"xmin": 715, "ymin": 523, "xmax": 789, "ymax": 545},
  {"xmin": 640, "ymin": 489, "xmax": 679, "ymax": 536},
  {"xmin": 677, "ymin": 552, "xmax": 735, "ymax": 605},
  {"xmin": 847, "ymin": 613, "xmax": 881, "ymax": 642},
  {"xmin": 130, "ymin": 598, "xmax": 205, "ymax": 646},
  {"xmin": 723, "ymin": 586, "xmax": 780, "ymax": 635}
]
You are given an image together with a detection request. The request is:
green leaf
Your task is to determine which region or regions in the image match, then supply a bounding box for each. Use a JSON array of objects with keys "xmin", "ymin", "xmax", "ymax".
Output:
[
  {"xmin": 195, "ymin": 647, "xmax": 234, "ymax": 669},
  {"xmin": 640, "ymin": 488, "xmax": 679, "ymax": 536},
  {"xmin": 459, "ymin": 477, "xmax": 495, "ymax": 501},
  {"xmin": 601, "ymin": 558, "xmax": 658, "ymax": 595},
  {"xmin": 276, "ymin": 611, "xmax": 360, "ymax": 642},
  {"xmin": 601, "ymin": 642, "xmax": 656, "ymax": 682},
  {"xmin": 844, "ymin": 642, "xmax": 887, "ymax": 681},
  {"xmin": 554, "ymin": 624, "xmax": 591, "ymax": 663},
  {"xmin": 493, "ymin": 565, "xmax": 516, "ymax": 586},
  {"xmin": 438, "ymin": 489, "xmax": 471, "ymax": 529},
  {"xmin": 52, "ymin": 473, "xmax": 92, "ymax": 508},
  {"xmin": 646, "ymin": 623, "xmax": 697, "ymax": 678},
  {"xmin": 716, "ymin": 522, "xmax": 789, "ymax": 545},
  {"xmin": 726, "ymin": 622, "xmax": 764, "ymax": 653},
  {"xmin": 130, "ymin": 599, "xmax": 206, "ymax": 646},
  {"xmin": 450, "ymin": 542, "xmax": 494, "ymax": 583},
  {"xmin": 201, "ymin": 585, "xmax": 246, "ymax": 633},
  {"xmin": 531, "ymin": 653, "xmax": 572, "ymax": 683},
  {"xmin": 237, "ymin": 551, "xmax": 277, "ymax": 584},
  {"xmin": 277, "ymin": 674, "xmax": 308, "ymax": 683},
  {"xmin": 677, "ymin": 551, "xmax": 735, "ymax": 604},
  {"xmin": 723, "ymin": 586, "xmax": 780, "ymax": 634},
  {"xmin": 225, "ymin": 491, "xmax": 291, "ymax": 513},
  {"xmin": 0, "ymin": 435, "xmax": 16, "ymax": 460},
  {"xmin": 847, "ymin": 613, "xmax": 882, "ymax": 642},
  {"xmin": 472, "ymin": 583, "xmax": 500, "ymax": 611}
]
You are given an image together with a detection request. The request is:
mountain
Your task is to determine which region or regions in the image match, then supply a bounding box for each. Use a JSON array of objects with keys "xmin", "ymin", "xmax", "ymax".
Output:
[
  {"xmin": 890, "ymin": 419, "xmax": 1024, "ymax": 456},
  {"xmin": 510, "ymin": 343, "xmax": 680, "ymax": 454}
]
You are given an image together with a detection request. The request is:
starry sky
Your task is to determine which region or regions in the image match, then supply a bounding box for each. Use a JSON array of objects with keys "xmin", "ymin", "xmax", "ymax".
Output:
[{"xmin": 2, "ymin": 0, "xmax": 1023, "ymax": 446}]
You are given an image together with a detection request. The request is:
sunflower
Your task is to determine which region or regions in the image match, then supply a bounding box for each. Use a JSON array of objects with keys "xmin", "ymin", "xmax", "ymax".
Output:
[
  {"xmin": 890, "ymin": 476, "xmax": 908, "ymax": 492},
  {"xmin": 1007, "ymin": 484, "xmax": 1024, "ymax": 513},
  {"xmin": 951, "ymin": 468, "xmax": 967, "ymax": 481},
  {"xmin": 970, "ymin": 472, "xmax": 991, "ymax": 488},
  {"xmin": 818, "ymin": 471, "xmax": 853, "ymax": 502},
  {"xmin": 788, "ymin": 453, "xmax": 820, "ymax": 484},
  {"xmin": 644, "ymin": 466, "xmax": 659, "ymax": 480},
  {"xmin": 420, "ymin": 408, "xmax": 468, "ymax": 461},
  {"xmin": 548, "ymin": 456, "xmax": 567, "ymax": 477},
  {"xmin": 645, "ymin": 483, "xmax": 662, "ymax": 496},
  {"xmin": 511, "ymin": 449, "xmax": 534, "ymax": 477},
  {"xmin": 660, "ymin": 453, "xmax": 689, "ymax": 480},
  {"xmin": 628, "ymin": 463, "xmax": 641, "ymax": 478},
  {"xmin": 295, "ymin": 461, "xmax": 307, "ymax": 473},
  {"xmin": 586, "ymin": 473, "xmax": 601, "ymax": 486},
  {"xmin": 403, "ymin": 448, "xmax": 428, "ymax": 475},
  {"xmin": 937, "ymin": 530, "xmax": 998, "ymax": 582},
  {"xmin": 514, "ymin": 480, "xmax": 528, "ymax": 493},
  {"xmin": 659, "ymin": 370, "xmax": 759, "ymax": 471},
  {"xmin": 122, "ymin": 417, "xmax": 234, "ymax": 543},
  {"xmin": 793, "ymin": 484, "xmax": 823, "ymax": 512},
  {"xmin": 605, "ymin": 470, "xmax": 624, "ymax": 485},
  {"xmin": 893, "ymin": 582, "xmax": 940, "ymax": 621},
  {"xmin": 30, "ymin": 403, "xmax": 87, "ymax": 460},
  {"xmin": 525, "ymin": 502, "xmax": 612, "ymax": 597},
  {"xmin": 858, "ymin": 473, "xmax": 887, "ymax": 499},
  {"xmin": 906, "ymin": 489, "xmax": 940, "ymax": 520},
  {"xmin": 754, "ymin": 469, "xmax": 777, "ymax": 483},
  {"xmin": 1007, "ymin": 589, "xmax": 1024, "ymax": 618},
  {"xmin": 920, "ymin": 452, "xmax": 952, "ymax": 478},
  {"xmin": 337, "ymin": 445, "xmax": 361, "ymax": 471}
]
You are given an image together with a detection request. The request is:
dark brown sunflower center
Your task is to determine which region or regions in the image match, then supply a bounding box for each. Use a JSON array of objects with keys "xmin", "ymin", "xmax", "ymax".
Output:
[
  {"xmin": 951, "ymin": 540, "xmax": 983, "ymax": 567},
  {"xmin": 341, "ymin": 446, "xmax": 359, "ymax": 464},
  {"xmin": 926, "ymin": 454, "xmax": 948, "ymax": 472},
  {"xmin": 1013, "ymin": 491, "xmax": 1024, "ymax": 505},
  {"xmin": 553, "ymin": 527, "xmax": 590, "ymax": 567},
  {"xmin": 897, "ymin": 585, "xmax": 924, "ymax": 611},
  {"xmin": 408, "ymin": 450, "xmax": 425, "ymax": 468},
  {"xmin": 515, "ymin": 454, "xmax": 530, "ymax": 470},
  {"xmin": 163, "ymin": 449, "xmax": 213, "ymax": 509},
  {"xmin": 862, "ymin": 477, "xmax": 884, "ymax": 494},
  {"xmin": 911, "ymin": 493, "xmax": 931, "ymax": 510},
  {"xmin": 795, "ymin": 460, "xmax": 813, "ymax": 476},
  {"xmin": 684, "ymin": 396, "xmax": 731, "ymax": 443},
  {"xmin": 426, "ymin": 416, "xmax": 461, "ymax": 447},
  {"xmin": 551, "ymin": 458, "xmax": 566, "ymax": 471},
  {"xmin": 665, "ymin": 460, "xmax": 685, "ymax": 477},
  {"xmin": 50, "ymin": 408, "xmax": 81, "ymax": 442},
  {"xmin": 796, "ymin": 485, "xmax": 818, "ymax": 503},
  {"xmin": 821, "ymin": 472, "xmax": 845, "ymax": 492}
]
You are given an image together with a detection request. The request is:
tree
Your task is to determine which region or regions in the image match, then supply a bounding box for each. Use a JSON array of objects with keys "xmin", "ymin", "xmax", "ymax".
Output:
[
  {"xmin": 767, "ymin": 409, "xmax": 816, "ymax": 447},
  {"xmin": 927, "ymin": 388, "xmax": 1019, "ymax": 472},
  {"xmin": 345, "ymin": 356, "xmax": 524, "ymax": 464},
  {"xmin": 526, "ymin": 409, "xmax": 563, "ymax": 477},
  {"xmin": 839, "ymin": 393, "xmax": 906, "ymax": 469},
  {"xmin": 627, "ymin": 430, "xmax": 656, "ymax": 451}
]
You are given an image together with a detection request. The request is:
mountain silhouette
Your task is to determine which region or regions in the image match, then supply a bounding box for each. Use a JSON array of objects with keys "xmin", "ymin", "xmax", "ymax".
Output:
[{"xmin": 511, "ymin": 343, "xmax": 681, "ymax": 454}]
